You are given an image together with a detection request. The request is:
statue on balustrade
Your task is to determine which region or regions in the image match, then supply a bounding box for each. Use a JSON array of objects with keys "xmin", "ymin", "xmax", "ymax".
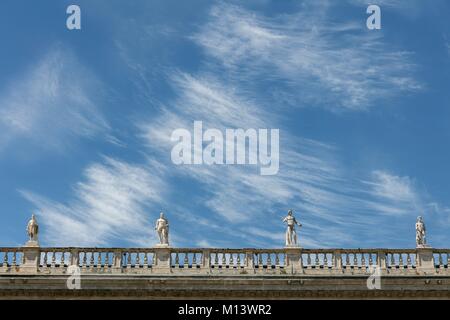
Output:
[
  {"xmin": 283, "ymin": 210, "xmax": 302, "ymax": 247},
  {"xmin": 26, "ymin": 214, "xmax": 39, "ymax": 245},
  {"xmin": 155, "ymin": 212, "xmax": 169, "ymax": 246},
  {"xmin": 416, "ymin": 216, "xmax": 428, "ymax": 248}
]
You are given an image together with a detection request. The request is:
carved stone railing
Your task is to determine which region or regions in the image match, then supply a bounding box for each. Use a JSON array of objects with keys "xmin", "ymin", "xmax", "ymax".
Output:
[{"xmin": 0, "ymin": 246, "xmax": 449, "ymax": 275}]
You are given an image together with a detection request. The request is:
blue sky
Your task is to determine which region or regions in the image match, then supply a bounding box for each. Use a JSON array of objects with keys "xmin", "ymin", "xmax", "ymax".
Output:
[{"xmin": 0, "ymin": 0, "xmax": 449, "ymax": 248}]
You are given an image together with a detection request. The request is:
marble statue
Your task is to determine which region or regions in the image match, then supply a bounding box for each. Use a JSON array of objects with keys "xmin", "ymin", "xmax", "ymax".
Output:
[
  {"xmin": 283, "ymin": 210, "xmax": 302, "ymax": 247},
  {"xmin": 26, "ymin": 214, "xmax": 39, "ymax": 244},
  {"xmin": 416, "ymin": 216, "xmax": 427, "ymax": 247},
  {"xmin": 155, "ymin": 212, "xmax": 169, "ymax": 245}
]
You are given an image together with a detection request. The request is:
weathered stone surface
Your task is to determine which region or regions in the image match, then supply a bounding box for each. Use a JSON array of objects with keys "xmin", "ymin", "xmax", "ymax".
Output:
[
  {"xmin": 0, "ymin": 274, "xmax": 449, "ymax": 299},
  {"xmin": 0, "ymin": 246, "xmax": 449, "ymax": 299},
  {"xmin": 0, "ymin": 214, "xmax": 447, "ymax": 299}
]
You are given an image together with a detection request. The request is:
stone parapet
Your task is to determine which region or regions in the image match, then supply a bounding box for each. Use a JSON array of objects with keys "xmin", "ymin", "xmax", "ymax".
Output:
[{"xmin": 1, "ymin": 246, "xmax": 449, "ymax": 299}]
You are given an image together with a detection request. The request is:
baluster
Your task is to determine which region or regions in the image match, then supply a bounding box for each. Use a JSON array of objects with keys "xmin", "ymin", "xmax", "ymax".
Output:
[
  {"xmin": 324, "ymin": 254, "xmax": 328, "ymax": 268},
  {"xmin": 229, "ymin": 253, "xmax": 234, "ymax": 267},
  {"xmin": 175, "ymin": 252, "xmax": 180, "ymax": 267},
  {"xmin": 143, "ymin": 253, "xmax": 148, "ymax": 267},
  {"xmin": 407, "ymin": 253, "xmax": 412, "ymax": 268},
  {"xmin": 237, "ymin": 254, "xmax": 241, "ymax": 267},
  {"xmin": 315, "ymin": 254, "xmax": 320, "ymax": 267},
  {"xmin": 192, "ymin": 253, "xmax": 197, "ymax": 266},
  {"xmin": 275, "ymin": 253, "xmax": 280, "ymax": 267},
  {"xmin": 369, "ymin": 254, "xmax": 373, "ymax": 266},
  {"xmin": 307, "ymin": 253, "xmax": 312, "ymax": 268},
  {"xmin": 439, "ymin": 253, "xmax": 444, "ymax": 268},
  {"xmin": 51, "ymin": 251, "xmax": 56, "ymax": 268},
  {"xmin": 361, "ymin": 254, "xmax": 366, "ymax": 268},
  {"xmin": 44, "ymin": 252, "xmax": 48, "ymax": 267},
  {"xmin": 399, "ymin": 254, "xmax": 404, "ymax": 268},
  {"xmin": 97, "ymin": 252, "xmax": 102, "ymax": 268},
  {"xmin": 90, "ymin": 251, "xmax": 95, "ymax": 268},
  {"xmin": 61, "ymin": 251, "xmax": 65, "ymax": 267},
  {"xmin": 105, "ymin": 252, "xmax": 110, "ymax": 268},
  {"xmin": 390, "ymin": 253, "xmax": 395, "ymax": 268},
  {"xmin": 3, "ymin": 252, "xmax": 8, "ymax": 267},
  {"xmin": 136, "ymin": 252, "xmax": 140, "ymax": 267},
  {"xmin": 258, "ymin": 253, "xmax": 263, "ymax": 267},
  {"xmin": 127, "ymin": 252, "xmax": 131, "ymax": 268},
  {"xmin": 345, "ymin": 253, "xmax": 350, "ymax": 267},
  {"xmin": 12, "ymin": 251, "xmax": 17, "ymax": 267},
  {"xmin": 214, "ymin": 253, "xmax": 218, "ymax": 266},
  {"xmin": 222, "ymin": 253, "xmax": 227, "ymax": 267},
  {"xmin": 184, "ymin": 253, "xmax": 189, "ymax": 266},
  {"xmin": 353, "ymin": 254, "xmax": 358, "ymax": 268},
  {"xmin": 82, "ymin": 251, "xmax": 87, "ymax": 268},
  {"xmin": 76, "ymin": 251, "xmax": 81, "ymax": 267}
]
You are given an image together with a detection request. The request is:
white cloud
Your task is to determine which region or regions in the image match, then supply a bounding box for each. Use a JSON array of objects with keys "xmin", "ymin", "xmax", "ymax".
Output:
[
  {"xmin": 368, "ymin": 170, "xmax": 417, "ymax": 203},
  {"xmin": 193, "ymin": 2, "xmax": 421, "ymax": 110},
  {"xmin": 348, "ymin": 0, "xmax": 429, "ymax": 16},
  {"xmin": 7, "ymin": 1, "xmax": 448, "ymax": 250},
  {"xmin": 138, "ymin": 72, "xmax": 425, "ymax": 247},
  {"xmin": 362, "ymin": 170, "xmax": 421, "ymax": 216},
  {"xmin": 113, "ymin": 2, "xmax": 446, "ymax": 248},
  {"xmin": 21, "ymin": 157, "xmax": 165, "ymax": 246},
  {"xmin": 349, "ymin": 0, "xmax": 412, "ymax": 8},
  {"xmin": 0, "ymin": 45, "xmax": 110, "ymax": 153},
  {"xmin": 139, "ymin": 102, "xmax": 448, "ymax": 247}
]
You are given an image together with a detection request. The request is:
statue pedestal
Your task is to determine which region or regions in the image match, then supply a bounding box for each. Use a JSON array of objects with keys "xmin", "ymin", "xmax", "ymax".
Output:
[
  {"xmin": 154, "ymin": 243, "xmax": 170, "ymax": 248},
  {"xmin": 20, "ymin": 243, "xmax": 40, "ymax": 274},
  {"xmin": 25, "ymin": 240, "xmax": 39, "ymax": 247},
  {"xmin": 153, "ymin": 245, "xmax": 171, "ymax": 274},
  {"xmin": 284, "ymin": 246, "xmax": 302, "ymax": 274},
  {"xmin": 285, "ymin": 245, "xmax": 302, "ymax": 249},
  {"xmin": 417, "ymin": 247, "xmax": 435, "ymax": 274}
]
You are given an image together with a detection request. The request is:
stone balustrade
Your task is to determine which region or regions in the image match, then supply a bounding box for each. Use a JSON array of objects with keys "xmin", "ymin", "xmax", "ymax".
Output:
[
  {"xmin": 2, "ymin": 216, "xmax": 446, "ymax": 298},
  {"xmin": 1, "ymin": 246, "xmax": 449, "ymax": 275}
]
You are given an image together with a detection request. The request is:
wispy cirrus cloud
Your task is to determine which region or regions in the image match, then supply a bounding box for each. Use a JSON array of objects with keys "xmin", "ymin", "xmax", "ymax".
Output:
[
  {"xmin": 361, "ymin": 170, "xmax": 421, "ymax": 217},
  {"xmin": 193, "ymin": 2, "xmax": 421, "ymax": 110},
  {"xmin": 19, "ymin": 1, "xmax": 447, "ymax": 250},
  {"xmin": 349, "ymin": 0, "xmax": 413, "ymax": 8},
  {"xmin": 136, "ymin": 71, "xmax": 436, "ymax": 248},
  {"xmin": 367, "ymin": 170, "xmax": 417, "ymax": 202},
  {"xmin": 20, "ymin": 157, "xmax": 165, "ymax": 246},
  {"xmin": 121, "ymin": 1, "xmax": 422, "ymax": 247},
  {"xmin": 0, "ymin": 45, "xmax": 110, "ymax": 153},
  {"xmin": 348, "ymin": 0, "xmax": 437, "ymax": 13},
  {"xmin": 136, "ymin": 71, "xmax": 351, "ymax": 246},
  {"xmin": 114, "ymin": 2, "xmax": 443, "ymax": 248},
  {"xmin": 364, "ymin": 170, "xmax": 450, "ymax": 220}
]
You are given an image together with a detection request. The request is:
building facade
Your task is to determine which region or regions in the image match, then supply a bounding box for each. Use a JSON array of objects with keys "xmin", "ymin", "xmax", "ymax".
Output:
[{"xmin": 1, "ymin": 246, "xmax": 449, "ymax": 299}]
